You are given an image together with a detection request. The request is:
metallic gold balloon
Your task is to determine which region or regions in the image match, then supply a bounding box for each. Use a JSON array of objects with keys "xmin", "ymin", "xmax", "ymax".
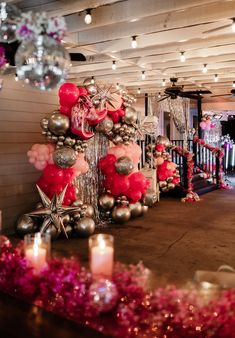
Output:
[
  {"xmin": 141, "ymin": 205, "xmax": 149, "ymax": 214},
  {"xmin": 44, "ymin": 225, "xmax": 60, "ymax": 240},
  {"xmin": 115, "ymin": 156, "xmax": 134, "ymax": 175},
  {"xmin": 112, "ymin": 206, "xmax": 131, "ymax": 223},
  {"xmin": 53, "ymin": 146, "xmax": 77, "ymax": 168},
  {"xmin": 72, "ymin": 199, "xmax": 83, "ymax": 207},
  {"xmin": 98, "ymin": 194, "xmax": 115, "ymax": 210},
  {"xmin": 129, "ymin": 202, "xmax": 143, "ymax": 218},
  {"xmin": 142, "ymin": 190, "xmax": 158, "ymax": 207},
  {"xmin": 112, "ymin": 135, "xmax": 123, "ymax": 144},
  {"xmin": 159, "ymin": 181, "xmax": 167, "ymax": 188},
  {"xmin": 86, "ymin": 84, "xmax": 98, "ymax": 96},
  {"xmin": 83, "ymin": 77, "xmax": 93, "ymax": 87},
  {"xmin": 65, "ymin": 225, "xmax": 73, "ymax": 237},
  {"xmin": 156, "ymin": 135, "xmax": 171, "ymax": 147},
  {"xmin": 168, "ymin": 183, "xmax": 175, "ymax": 190},
  {"xmin": 40, "ymin": 118, "xmax": 49, "ymax": 131},
  {"xmin": 122, "ymin": 107, "xmax": 138, "ymax": 125},
  {"xmin": 74, "ymin": 217, "xmax": 95, "ymax": 237},
  {"xmin": 95, "ymin": 117, "xmax": 114, "ymax": 133},
  {"xmin": 15, "ymin": 215, "xmax": 36, "ymax": 237},
  {"xmin": 84, "ymin": 205, "xmax": 95, "ymax": 218},
  {"xmin": 48, "ymin": 113, "xmax": 70, "ymax": 136}
]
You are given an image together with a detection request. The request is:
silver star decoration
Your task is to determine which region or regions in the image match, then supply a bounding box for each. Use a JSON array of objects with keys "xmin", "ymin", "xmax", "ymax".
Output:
[
  {"xmin": 27, "ymin": 185, "xmax": 80, "ymax": 239},
  {"xmin": 92, "ymin": 84, "xmax": 119, "ymax": 110}
]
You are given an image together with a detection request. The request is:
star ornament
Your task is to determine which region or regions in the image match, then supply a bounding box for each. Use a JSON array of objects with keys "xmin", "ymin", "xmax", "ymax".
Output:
[
  {"xmin": 27, "ymin": 185, "xmax": 80, "ymax": 239},
  {"xmin": 92, "ymin": 84, "xmax": 119, "ymax": 109}
]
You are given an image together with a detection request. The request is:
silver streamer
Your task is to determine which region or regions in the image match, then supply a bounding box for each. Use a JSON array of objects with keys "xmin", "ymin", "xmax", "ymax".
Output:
[{"xmin": 76, "ymin": 132, "xmax": 109, "ymax": 226}]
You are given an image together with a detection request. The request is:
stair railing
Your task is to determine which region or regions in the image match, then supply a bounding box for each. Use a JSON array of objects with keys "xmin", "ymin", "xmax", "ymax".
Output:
[{"xmin": 193, "ymin": 136, "xmax": 225, "ymax": 188}]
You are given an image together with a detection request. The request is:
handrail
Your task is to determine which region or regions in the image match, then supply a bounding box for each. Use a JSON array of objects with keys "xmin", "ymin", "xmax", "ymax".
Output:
[{"xmin": 193, "ymin": 136, "xmax": 227, "ymax": 189}]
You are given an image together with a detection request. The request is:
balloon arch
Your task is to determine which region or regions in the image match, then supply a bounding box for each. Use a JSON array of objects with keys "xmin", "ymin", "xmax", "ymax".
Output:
[{"xmin": 16, "ymin": 80, "xmax": 157, "ymax": 240}]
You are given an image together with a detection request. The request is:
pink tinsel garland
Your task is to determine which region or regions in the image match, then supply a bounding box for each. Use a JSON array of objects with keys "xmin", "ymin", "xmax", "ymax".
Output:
[{"xmin": 1, "ymin": 237, "xmax": 235, "ymax": 337}]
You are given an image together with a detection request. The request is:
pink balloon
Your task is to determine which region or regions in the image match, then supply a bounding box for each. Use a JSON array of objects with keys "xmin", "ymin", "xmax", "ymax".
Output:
[
  {"xmin": 155, "ymin": 157, "xmax": 164, "ymax": 166},
  {"xmin": 205, "ymin": 124, "xmax": 211, "ymax": 131},
  {"xmin": 206, "ymin": 119, "xmax": 211, "ymax": 124},
  {"xmin": 200, "ymin": 121, "xmax": 206, "ymax": 130},
  {"xmin": 108, "ymin": 145, "xmax": 126, "ymax": 159},
  {"xmin": 106, "ymin": 93, "xmax": 123, "ymax": 111},
  {"xmin": 34, "ymin": 161, "xmax": 47, "ymax": 170}
]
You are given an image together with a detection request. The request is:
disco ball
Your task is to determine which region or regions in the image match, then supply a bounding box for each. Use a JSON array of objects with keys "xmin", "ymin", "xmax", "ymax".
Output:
[
  {"xmin": 0, "ymin": 2, "xmax": 21, "ymax": 43},
  {"xmin": 15, "ymin": 35, "xmax": 71, "ymax": 91}
]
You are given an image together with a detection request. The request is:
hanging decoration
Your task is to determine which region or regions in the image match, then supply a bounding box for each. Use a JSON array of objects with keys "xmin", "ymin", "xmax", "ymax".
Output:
[
  {"xmin": 16, "ymin": 79, "xmax": 154, "ymax": 239},
  {"xmin": 0, "ymin": 2, "xmax": 21, "ymax": 43},
  {"xmin": 1, "ymin": 238, "xmax": 235, "ymax": 338}
]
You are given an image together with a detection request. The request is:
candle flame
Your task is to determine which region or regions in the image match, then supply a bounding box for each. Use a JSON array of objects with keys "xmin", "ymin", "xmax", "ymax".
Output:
[
  {"xmin": 33, "ymin": 233, "xmax": 42, "ymax": 257},
  {"xmin": 98, "ymin": 237, "xmax": 106, "ymax": 250}
]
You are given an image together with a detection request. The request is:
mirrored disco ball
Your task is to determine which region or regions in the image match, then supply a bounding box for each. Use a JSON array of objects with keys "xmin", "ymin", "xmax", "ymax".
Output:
[
  {"xmin": 0, "ymin": 2, "xmax": 21, "ymax": 43},
  {"xmin": 15, "ymin": 35, "xmax": 71, "ymax": 91}
]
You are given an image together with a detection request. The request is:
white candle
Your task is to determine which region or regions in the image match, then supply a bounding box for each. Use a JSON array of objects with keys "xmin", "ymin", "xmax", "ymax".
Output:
[
  {"xmin": 25, "ymin": 242, "xmax": 47, "ymax": 274},
  {"xmin": 90, "ymin": 236, "xmax": 114, "ymax": 280}
]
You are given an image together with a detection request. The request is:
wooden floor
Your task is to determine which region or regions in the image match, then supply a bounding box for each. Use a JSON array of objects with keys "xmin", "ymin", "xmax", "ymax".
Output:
[{"xmin": 1, "ymin": 183, "xmax": 235, "ymax": 338}]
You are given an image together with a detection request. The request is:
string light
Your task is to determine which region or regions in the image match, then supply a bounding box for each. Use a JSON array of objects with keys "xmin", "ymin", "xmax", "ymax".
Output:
[
  {"xmin": 232, "ymin": 81, "xmax": 235, "ymax": 88},
  {"xmin": 232, "ymin": 18, "xmax": 235, "ymax": 32},
  {"xmin": 162, "ymin": 79, "xmax": 166, "ymax": 86},
  {"xmin": 116, "ymin": 82, "xmax": 120, "ymax": 90},
  {"xmin": 214, "ymin": 74, "xmax": 218, "ymax": 82},
  {"xmin": 180, "ymin": 51, "xmax": 186, "ymax": 62},
  {"xmin": 202, "ymin": 64, "xmax": 207, "ymax": 73},
  {"xmin": 112, "ymin": 60, "xmax": 116, "ymax": 70},
  {"xmin": 141, "ymin": 70, "xmax": 145, "ymax": 80},
  {"xmin": 84, "ymin": 9, "xmax": 92, "ymax": 25},
  {"xmin": 158, "ymin": 92, "xmax": 161, "ymax": 99},
  {"xmin": 15, "ymin": 73, "xmax": 18, "ymax": 81},
  {"xmin": 137, "ymin": 88, "xmax": 141, "ymax": 94},
  {"xmin": 131, "ymin": 36, "xmax": 137, "ymax": 48},
  {"xmin": 91, "ymin": 76, "xmax": 95, "ymax": 84}
]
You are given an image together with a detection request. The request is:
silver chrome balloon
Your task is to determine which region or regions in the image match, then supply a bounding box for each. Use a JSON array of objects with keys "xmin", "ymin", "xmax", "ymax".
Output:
[
  {"xmin": 112, "ymin": 206, "xmax": 131, "ymax": 223},
  {"xmin": 98, "ymin": 194, "xmax": 115, "ymax": 210},
  {"xmin": 74, "ymin": 217, "xmax": 95, "ymax": 237},
  {"xmin": 115, "ymin": 156, "xmax": 134, "ymax": 175},
  {"xmin": 53, "ymin": 146, "xmax": 77, "ymax": 168},
  {"xmin": 48, "ymin": 113, "xmax": 70, "ymax": 135}
]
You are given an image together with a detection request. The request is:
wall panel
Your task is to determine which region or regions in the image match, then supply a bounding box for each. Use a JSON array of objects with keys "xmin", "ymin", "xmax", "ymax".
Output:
[{"xmin": 0, "ymin": 76, "xmax": 58, "ymax": 234}]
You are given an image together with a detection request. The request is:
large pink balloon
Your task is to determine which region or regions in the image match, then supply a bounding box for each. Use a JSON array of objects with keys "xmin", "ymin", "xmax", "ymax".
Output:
[{"xmin": 106, "ymin": 93, "xmax": 123, "ymax": 111}]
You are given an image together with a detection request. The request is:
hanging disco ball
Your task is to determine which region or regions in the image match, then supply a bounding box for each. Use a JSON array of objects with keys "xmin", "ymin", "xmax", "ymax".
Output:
[
  {"xmin": 0, "ymin": 2, "xmax": 21, "ymax": 43},
  {"xmin": 15, "ymin": 35, "xmax": 71, "ymax": 91}
]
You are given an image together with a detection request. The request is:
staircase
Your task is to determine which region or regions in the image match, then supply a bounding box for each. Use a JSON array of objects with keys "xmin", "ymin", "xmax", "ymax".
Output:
[{"xmin": 171, "ymin": 137, "xmax": 225, "ymax": 198}]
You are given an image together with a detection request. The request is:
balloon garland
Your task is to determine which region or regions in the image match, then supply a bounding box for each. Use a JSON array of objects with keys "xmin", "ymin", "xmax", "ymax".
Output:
[
  {"xmin": 146, "ymin": 136, "xmax": 180, "ymax": 192},
  {"xmin": 16, "ymin": 80, "xmax": 154, "ymax": 239}
]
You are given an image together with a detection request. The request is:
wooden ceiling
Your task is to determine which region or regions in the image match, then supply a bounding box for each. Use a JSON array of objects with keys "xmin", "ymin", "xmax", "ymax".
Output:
[{"xmin": 9, "ymin": 0, "xmax": 235, "ymax": 101}]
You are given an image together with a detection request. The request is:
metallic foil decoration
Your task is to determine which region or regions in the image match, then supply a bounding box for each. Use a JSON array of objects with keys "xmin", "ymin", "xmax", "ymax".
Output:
[{"xmin": 76, "ymin": 132, "xmax": 109, "ymax": 226}]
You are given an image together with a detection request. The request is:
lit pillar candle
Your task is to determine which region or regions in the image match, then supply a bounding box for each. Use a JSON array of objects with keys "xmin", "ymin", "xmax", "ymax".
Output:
[
  {"xmin": 24, "ymin": 233, "xmax": 50, "ymax": 274},
  {"xmin": 89, "ymin": 234, "xmax": 114, "ymax": 280}
]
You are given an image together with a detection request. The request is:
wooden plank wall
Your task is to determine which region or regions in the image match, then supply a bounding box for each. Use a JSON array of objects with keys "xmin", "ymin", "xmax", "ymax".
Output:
[{"xmin": 0, "ymin": 75, "xmax": 59, "ymax": 234}]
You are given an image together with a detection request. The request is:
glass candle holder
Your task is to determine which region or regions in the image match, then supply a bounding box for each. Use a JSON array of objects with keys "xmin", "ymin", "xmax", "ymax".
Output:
[
  {"xmin": 89, "ymin": 234, "xmax": 114, "ymax": 280},
  {"xmin": 24, "ymin": 232, "xmax": 51, "ymax": 274}
]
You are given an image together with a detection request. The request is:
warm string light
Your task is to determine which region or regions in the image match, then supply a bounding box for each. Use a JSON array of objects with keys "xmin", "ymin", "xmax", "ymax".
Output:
[
  {"xmin": 180, "ymin": 51, "xmax": 186, "ymax": 62},
  {"xmin": 112, "ymin": 60, "xmax": 116, "ymax": 70},
  {"xmin": 116, "ymin": 82, "xmax": 120, "ymax": 90},
  {"xmin": 141, "ymin": 70, "xmax": 145, "ymax": 80},
  {"xmin": 233, "ymin": 81, "xmax": 235, "ymax": 88},
  {"xmin": 131, "ymin": 36, "xmax": 137, "ymax": 48},
  {"xmin": 91, "ymin": 76, "xmax": 95, "ymax": 84},
  {"xmin": 162, "ymin": 79, "xmax": 166, "ymax": 86},
  {"xmin": 202, "ymin": 64, "xmax": 208, "ymax": 73},
  {"xmin": 158, "ymin": 92, "xmax": 161, "ymax": 99},
  {"xmin": 84, "ymin": 9, "xmax": 92, "ymax": 25},
  {"xmin": 214, "ymin": 74, "xmax": 218, "ymax": 82},
  {"xmin": 15, "ymin": 73, "xmax": 18, "ymax": 81},
  {"xmin": 137, "ymin": 88, "xmax": 141, "ymax": 94},
  {"xmin": 232, "ymin": 18, "xmax": 235, "ymax": 32}
]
